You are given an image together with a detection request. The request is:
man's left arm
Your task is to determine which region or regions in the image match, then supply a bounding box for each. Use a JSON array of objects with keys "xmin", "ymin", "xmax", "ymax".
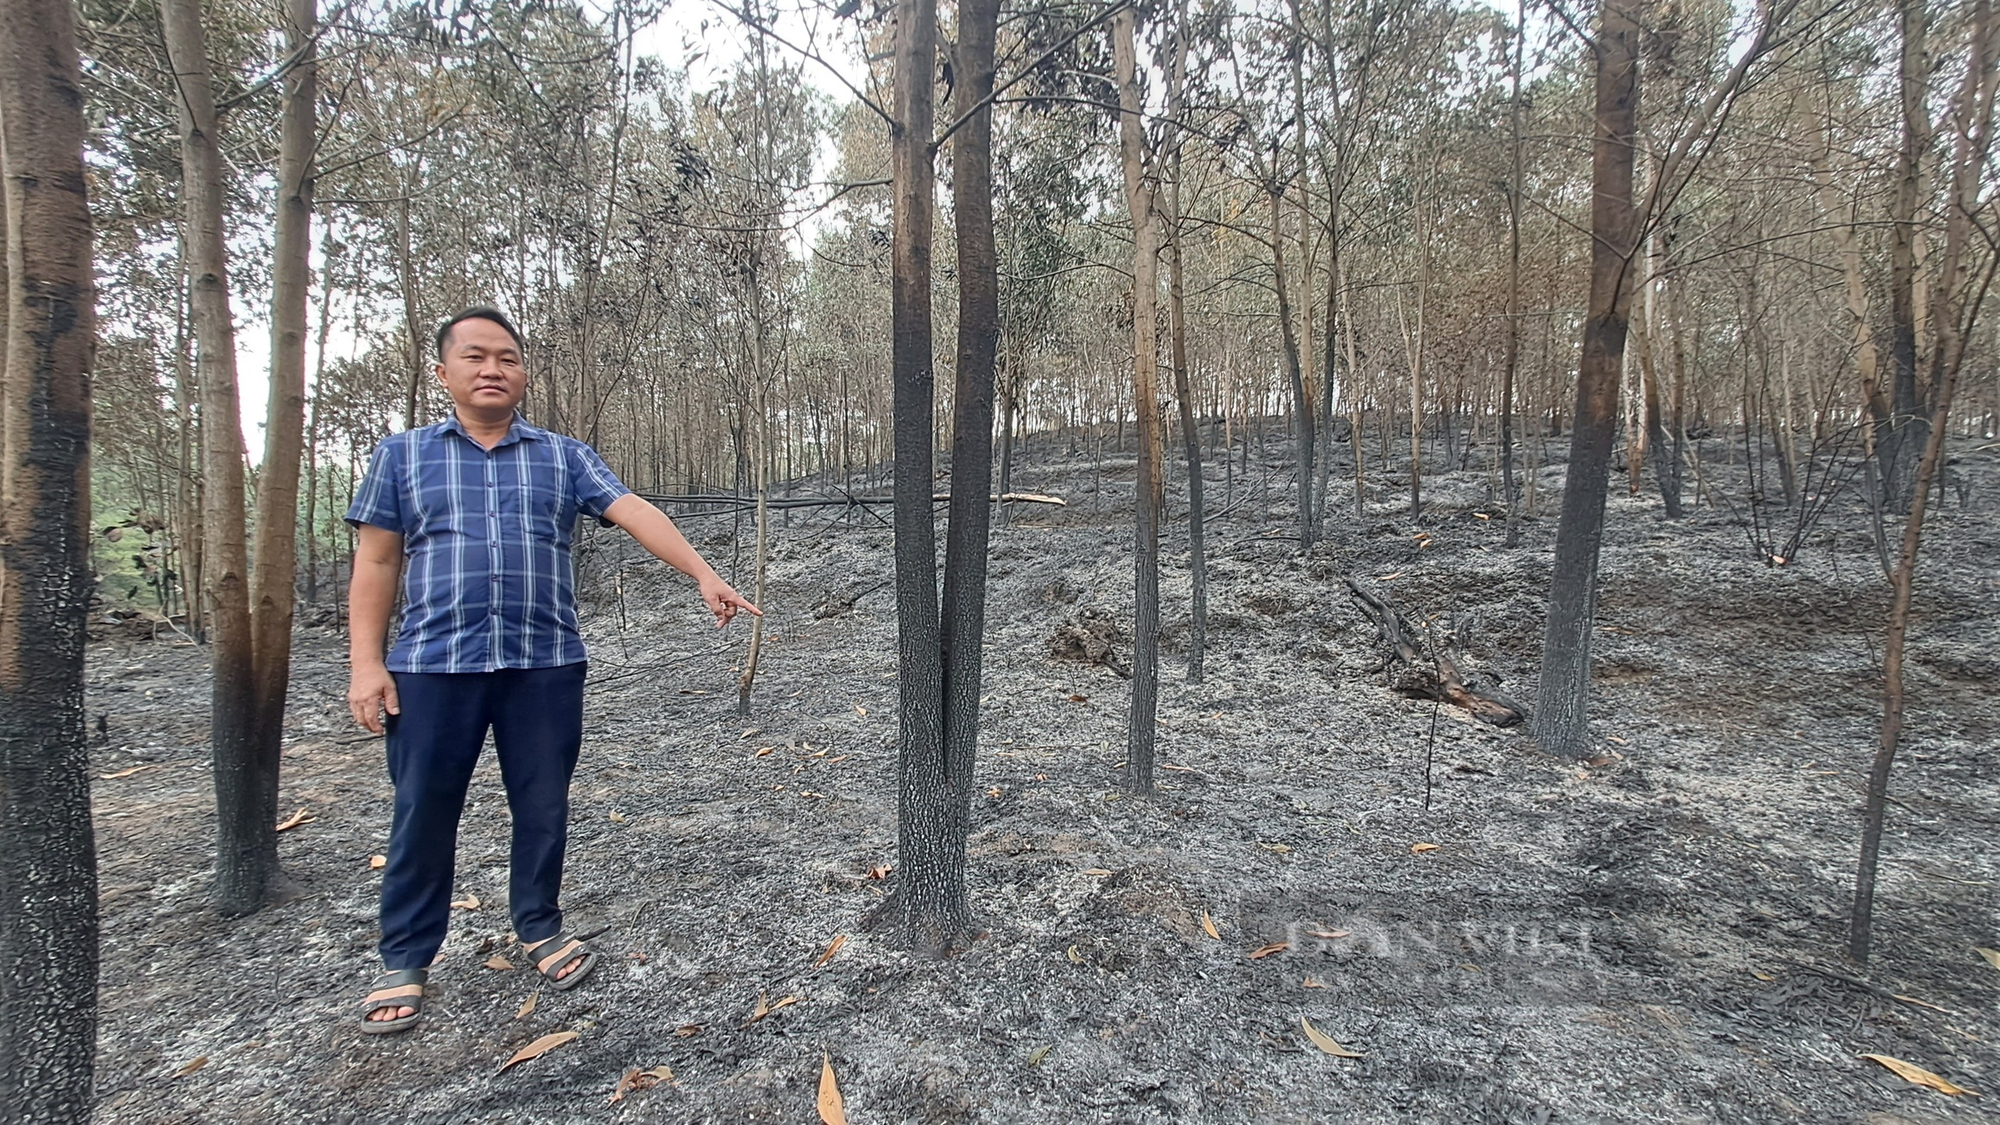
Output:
[{"xmin": 603, "ymin": 493, "xmax": 762, "ymax": 628}]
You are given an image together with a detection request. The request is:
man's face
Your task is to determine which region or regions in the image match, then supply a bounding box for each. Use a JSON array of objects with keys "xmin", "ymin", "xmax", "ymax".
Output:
[{"xmin": 435, "ymin": 317, "xmax": 526, "ymax": 415}]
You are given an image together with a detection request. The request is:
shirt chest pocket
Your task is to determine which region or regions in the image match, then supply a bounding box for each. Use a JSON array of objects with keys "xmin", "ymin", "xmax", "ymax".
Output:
[{"xmin": 515, "ymin": 449, "xmax": 573, "ymax": 540}]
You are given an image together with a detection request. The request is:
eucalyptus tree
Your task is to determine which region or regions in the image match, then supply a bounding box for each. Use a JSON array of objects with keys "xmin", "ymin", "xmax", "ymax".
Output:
[{"xmin": 0, "ymin": 0, "xmax": 99, "ymax": 1112}]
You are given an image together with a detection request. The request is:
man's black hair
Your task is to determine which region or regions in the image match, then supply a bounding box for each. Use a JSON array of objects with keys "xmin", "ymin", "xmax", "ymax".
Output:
[{"xmin": 435, "ymin": 307, "xmax": 524, "ymax": 360}]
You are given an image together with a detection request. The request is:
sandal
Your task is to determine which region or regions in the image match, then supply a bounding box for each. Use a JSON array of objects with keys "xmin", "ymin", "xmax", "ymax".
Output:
[
  {"xmin": 360, "ymin": 968, "xmax": 427, "ymax": 1034},
  {"xmin": 522, "ymin": 931, "xmax": 598, "ymax": 991}
]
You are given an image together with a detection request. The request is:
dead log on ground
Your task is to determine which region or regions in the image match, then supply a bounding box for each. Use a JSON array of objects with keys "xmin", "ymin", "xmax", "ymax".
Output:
[{"xmin": 1344, "ymin": 578, "xmax": 1529, "ymax": 727}]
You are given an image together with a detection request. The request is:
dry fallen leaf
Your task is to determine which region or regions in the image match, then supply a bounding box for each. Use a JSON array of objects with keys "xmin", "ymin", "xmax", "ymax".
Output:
[
  {"xmin": 1308, "ymin": 929, "xmax": 1351, "ymax": 940},
  {"xmin": 1751, "ymin": 970, "xmax": 1774, "ymax": 982},
  {"xmin": 274, "ymin": 808, "xmax": 313, "ymax": 832},
  {"xmin": 174, "ymin": 1056, "xmax": 208, "ymax": 1078},
  {"xmin": 818, "ymin": 1053, "xmax": 848, "ymax": 1125},
  {"xmin": 1303, "ymin": 977, "xmax": 1326, "ymax": 989},
  {"xmin": 1082, "ymin": 868, "xmax": 1113, "ymax": 877},
  {"xmin": 1582, "ymin": 755, "xmax": 1614, "ymax": 768},
  {"xmin": 608, "ymin": 811, "xmax": 627, "ymax": 824},
  {"xmin": 1410, "ymin": 842, "xmax": 1441, "ymax": 855},
  {"xmin": 498, "ymin": 1030, "xmax": 578, "ymax": 1074},
  {"xmin": 1258, "ymin": 843, "xmax": 1294, "ymax": 854},
  {"xmin": 1976, "ymin": 947, "xmax": 2000, "ymax": 972},
  {"xmin": 1027, "ymin": 1044, "xmax": 1052, "ymax": 1066},
  {"xmin": 483, "ymin": 955, "xmax": 515, "ymax": 971},
  {"xmin": 1248, "ymin": 941, "xmax": 1290, "ymax": 960},
  {"xmin": 755, "ymin": 746, "xmax": 775, "ymax": 758},
  {"xmin": 674, "ymin": 1024, "xmax": 703, "ymax": 1037},
  {"xmin": 99, "ymin": 764, "xmax": 159, "ymax": 780},
  {"xmin": 451, "ymin": 894, "xmax": 480, "ymax": 911},
  {"xmin": 1859, "ymin": 1054, "xmax": 1978, "ymax": 1096},
  {"xmin": 1066, "ymin": 944, "xmax": 1083, "ymax": 964},
  {"xmin": 814, "ymin": 934, "xmax": 847, "ymax": 967},
  {"xmin": 1300, "ymin": 1015, "xmax": 1365, "ymax": 1058},
  {"xmin": 1201, "ymin": 911, "xmax": 1221, "ymax": 941},
  {"xmin": 610, "ymin": 1064, "xmax": 675, "ymax": 1104},
  {"xmin": 515, "ymin": 993, "xmax": 537, "ymax": 1019},
  {"xmin": 748, "ymin": 992, "xmax": 801, "ymax": 1024},
  {"xmin": 1068, "ymin": 694, "xmax": 1089, "ymax": 703},
  {"xmin": 368, "ymin": 854, "xmax": 387, "ymax": 870},
  {"xmin": 853, "ymin": 704, "xmax": 867, "ymax": 717},
  {"xmin": 867, "ymin": 864, "xmax": 892, "ymax": 880}
]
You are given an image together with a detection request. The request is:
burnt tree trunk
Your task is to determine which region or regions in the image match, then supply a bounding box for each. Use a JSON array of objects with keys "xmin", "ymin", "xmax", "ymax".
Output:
[
  {"xmin": 160, "ymin": 0, "xmax": 277, "ymax": 914},
  {"xmin": 247, "ymin": 0, "xmax": 316, "ymax": 891},
  {"xmin": 1533, "ymin": 0, "xmax": 1640, "ymax": 760},
  {"xmin": 1163, "ymin": 0, "xmax": 1207, "ymax": 685},
  {"xmin": 930, "ymin": 0, "xmax": 1001, "ymax": 946},
  {"xmin": 0, "ymin": 0, "xmax": 99, "ymax": 1113},
  {"xmin": 1116, "ymin": 8, "xmax": 1164, "ymax": 796}
]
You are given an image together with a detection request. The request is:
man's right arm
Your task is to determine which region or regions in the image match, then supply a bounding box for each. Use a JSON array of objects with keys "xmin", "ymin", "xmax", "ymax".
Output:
[{"xmin": 347, "ymin": 523, "xmax": 404, "ymax": 733}]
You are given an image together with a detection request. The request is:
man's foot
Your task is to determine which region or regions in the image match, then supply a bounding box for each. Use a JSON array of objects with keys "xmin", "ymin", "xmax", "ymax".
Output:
[
  {"xmin": 522, "ymin": 932, "xmax": 598, "ymax": 990},
  {"xmin": 361, "ymin": 968, "xmax": 426, "ymax": 1034}
]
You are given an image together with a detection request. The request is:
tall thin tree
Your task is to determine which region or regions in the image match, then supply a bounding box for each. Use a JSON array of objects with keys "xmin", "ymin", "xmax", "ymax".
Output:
[
  {"xmin": 1116, "ymin": 7, "xmax": 1165, "ymax": 795},
  {"xmin": 0, "ymin": 0, "xmax": 99, "ymax": 1113}
]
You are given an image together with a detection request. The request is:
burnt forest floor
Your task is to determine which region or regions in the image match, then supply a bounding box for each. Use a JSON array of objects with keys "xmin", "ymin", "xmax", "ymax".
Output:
[{"xmin": 87, "ymin": 430, "xmax": 2000, "ymax": 1125}]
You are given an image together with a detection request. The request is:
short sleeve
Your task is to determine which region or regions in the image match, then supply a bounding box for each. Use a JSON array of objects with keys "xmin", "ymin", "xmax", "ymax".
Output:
[
  {"xmin": 568, "ymin": 440, "xmax": 631, "ymax": 526},
  {"xmin": 345, "ymin": 438, "xmax": 405, "ymax": 532}
]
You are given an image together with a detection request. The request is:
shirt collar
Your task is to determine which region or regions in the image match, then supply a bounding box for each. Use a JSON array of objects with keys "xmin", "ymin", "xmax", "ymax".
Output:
[{"xmin": 440, "ymin": 412, "xmax": 546, "ymax": 448}]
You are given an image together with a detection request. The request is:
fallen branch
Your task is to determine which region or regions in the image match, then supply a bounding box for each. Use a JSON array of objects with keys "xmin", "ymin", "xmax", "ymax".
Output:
[{"xmin": 1344, "ymin": 578, "xmax": 1529, "ymax": 727}]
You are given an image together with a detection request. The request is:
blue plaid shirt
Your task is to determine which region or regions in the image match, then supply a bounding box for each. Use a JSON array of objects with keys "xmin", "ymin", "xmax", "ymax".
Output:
[{"xmin": 345, "ymin": 415, "xmax": 631, "ymax": 673}]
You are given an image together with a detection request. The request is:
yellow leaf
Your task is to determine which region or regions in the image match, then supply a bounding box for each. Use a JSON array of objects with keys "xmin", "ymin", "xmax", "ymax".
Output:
[
  {"xmin": 515, "ymin": 993, "xmax": 536, "ymax": 1019},
  {"xmin": 1410, "ymin": 842, "xmax": 1441, "ymax": 855},
  {"xmin": 499, "ymin": 1030, "xmax": 578, "ymax": 1075},
  {"xmin": 1859, "ymin": 1054, "xmax": 1978, "ymax": 1096},
  {"xmin": 814, "ymin": 934, "xmax": 847, "ymax": 967},
  {"xmin": 484, "ymin": 955, "xmax": 515, "ymax": 971},
  {"xmin": 174, "ymin": 1056, "xmax": 208, "ymax": 1078},
  {"xmin": 1300, "ymin": 1016, "xmax": 1365, "ymax": 1058},
  {"xmin": 1201, "ymin": 911, "xmax": 1220, "ymax": 941},
  {"xmin": 451, "ymin": 894, "xmax": 480, "ymax": 911},
  {"xmin": 275, "ymin": 808, "xmax": 313, "ymax": 832},
  {"xmin": 1751, "ymin": 970, "xmax": 1773, "ymax": 982},
  {"xmin": 818, "ymin": 1053, "xmax": 848, "ymax": 1125},
  {"xmin": 1977, "ymin": 947, "xmax": 2000, "ymax": 972},
  {"xmin": 369, "ymin": 854, "xmax": 387, "ymax": 870},
  {"xmin": 1248, "ymin": 941, "xmax": 1289, "ymax": 960}
]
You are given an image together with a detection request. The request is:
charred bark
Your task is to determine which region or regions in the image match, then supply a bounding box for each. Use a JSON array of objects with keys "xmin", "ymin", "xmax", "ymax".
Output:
[{"xmin": 0, "ymin": 0, "xmax": 100, "ymax": 1113}]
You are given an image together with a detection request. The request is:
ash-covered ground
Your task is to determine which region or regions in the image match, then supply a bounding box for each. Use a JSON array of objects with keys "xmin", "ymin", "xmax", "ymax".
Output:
[{"xmin": 87, "ymin": 432, "xmax": 2000, "ymax": 1124}]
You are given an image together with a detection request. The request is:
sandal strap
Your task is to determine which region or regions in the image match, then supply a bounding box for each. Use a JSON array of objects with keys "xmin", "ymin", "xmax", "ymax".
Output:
[
  {"xmin": 531, "ymin": 937, "xmax": 586, "ymax": 975},
  {"xmin": 372, "ymin": 968, "xmax": 428, "ymax": 989}
]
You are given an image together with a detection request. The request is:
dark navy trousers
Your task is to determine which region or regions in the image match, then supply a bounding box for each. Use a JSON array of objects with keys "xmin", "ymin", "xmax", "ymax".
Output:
[{"xmin": 379, "ymin": 662, "xmax": 587, "ymax": 970}]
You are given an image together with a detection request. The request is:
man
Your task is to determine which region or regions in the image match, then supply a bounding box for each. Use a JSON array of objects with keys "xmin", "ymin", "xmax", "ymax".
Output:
[{"xmin": 346, "ymin": 308, "xmax": 758, "ymax": 1033}]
